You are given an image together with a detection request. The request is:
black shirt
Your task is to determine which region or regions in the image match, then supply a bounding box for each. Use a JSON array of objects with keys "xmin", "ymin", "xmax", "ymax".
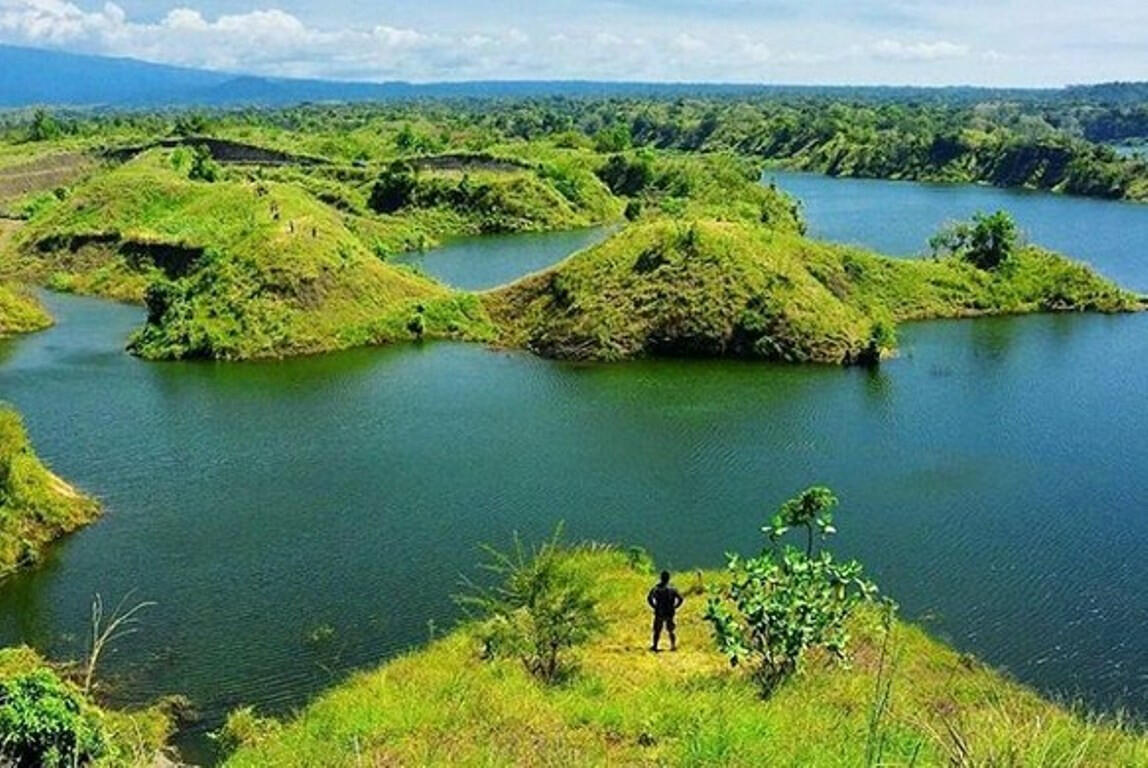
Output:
[{"xmin": 648, "ymin": 583, "xmax": 683, "ymax": 617}]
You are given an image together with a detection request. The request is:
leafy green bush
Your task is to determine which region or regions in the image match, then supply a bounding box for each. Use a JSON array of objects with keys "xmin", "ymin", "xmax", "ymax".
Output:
[
  {"xmin": 929, "ymin": 210, "xmax": 1019, "ymax": 270},
  {"xmin": 0, "ymin": 668, "xmax": 107, "ymax": 767},
  {"xmin": 596, "ymin": 153, "xmax": 653, "ymax": 196},
  {"xmin": 368, "ymin": 162, "xmax": 418, "ymax": 213},
  {"xmin": 458, "ymin": 526, "xmax": 603, "ymax": 683},
  {"xmin": 704, "ymin": 486, "xmax": 877, "ymax": 694},
  {"xmin": 187, "ymin": 145, "xmax": 220, "ymax": 183}
]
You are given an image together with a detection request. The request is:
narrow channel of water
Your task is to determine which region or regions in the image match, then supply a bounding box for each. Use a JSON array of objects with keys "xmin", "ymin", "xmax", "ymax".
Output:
[{"xmin": 390, "ymin": 226, "xmax": 612, "ymax": 290}]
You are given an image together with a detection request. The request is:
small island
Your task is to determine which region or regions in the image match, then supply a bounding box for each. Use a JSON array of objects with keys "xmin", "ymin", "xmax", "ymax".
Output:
[{"xmin": 1, "ymin": 135, "xmax": 1138, "ymax": 365}]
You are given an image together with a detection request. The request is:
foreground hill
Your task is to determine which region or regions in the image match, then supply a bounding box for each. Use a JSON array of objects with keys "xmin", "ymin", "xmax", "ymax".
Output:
[
  {"xmin": 0, "ymin": 406, "xmax": 99, "ymax": 579},
  {"xmin": 225, "ymin": 550, "xmax": 1148, "ymax": 766},
  {"xmin": 485, "ymin": 219, "xmax": 1137, "ymax": 364}
]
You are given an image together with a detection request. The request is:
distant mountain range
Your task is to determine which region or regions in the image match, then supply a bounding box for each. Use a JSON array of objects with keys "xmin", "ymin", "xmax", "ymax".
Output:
[{"xmin": 1, "ymin": 43, "xmax": 1145, "ymax": 109}]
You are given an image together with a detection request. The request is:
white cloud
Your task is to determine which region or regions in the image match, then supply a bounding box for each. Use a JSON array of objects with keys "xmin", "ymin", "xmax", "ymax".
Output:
[
  {"xmin": 672, "ymin": 33, "xmax": 706, "ymax": 53},
  {"xmin": 0, "ymin": 0, "xmax": 1139, "ymax": 85},
  {"xmin": 869, "ymin": 39, "xmax": 970, "ymax": 61}
]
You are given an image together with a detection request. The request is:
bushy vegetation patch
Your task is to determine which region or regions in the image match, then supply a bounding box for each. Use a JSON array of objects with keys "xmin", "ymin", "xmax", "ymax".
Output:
[
  {"xmin": 0, "ymin": 282, "xmax": 50, "ymax": 337},
  {"xmin": 0, "ymin": 406, "xmax": 99, "ymax": 579},
  {"xmin": 0, "ymin": 646, "xmax": 171, "ymax": 767}
]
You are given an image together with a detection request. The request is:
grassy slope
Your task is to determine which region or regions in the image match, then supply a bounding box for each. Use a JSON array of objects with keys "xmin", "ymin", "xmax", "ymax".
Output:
[
  {"xmin": 0, "ymin": 405, "xmax": 99, "ymax": 579},
  {"xmin": 0, "ymin": 646, "xmax": 171, "ymax": 767},
  {"xmin": 0, "ymin": 144, "xmax": 622, "ymax": 360},
  {"xmin": 2, "ymin": 153, "xmax": 497, "ymax": 359},
  {"xmin": 485, "ymin": 219, "xmax": 1137, "ymax": 364},
  {"xmin": 0, "ymin": 281, "xmax": 50, "ymax": 337},
  {"xmin": 227, "ymin": 550, "xmax": 1148, "ymax": 766},
  {"xmin": 0, "ymin": 217, "xmax": 52, "ymax": 337}
]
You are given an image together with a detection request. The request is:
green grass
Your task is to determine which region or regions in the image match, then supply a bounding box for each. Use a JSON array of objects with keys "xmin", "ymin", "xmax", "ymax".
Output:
[
  {"xmin": 0, "ymin": 646, "xmax": 172, "ymax": 767},
  {"xmin": 2, "ymin": 140, "xmax": 1137, "ymax": 365},
  {"xmin": 225, "ymin": 550, "xmax": 1148, "ymax": 766},
  {"xmin": 0, "ymin": 281, "xmax": 50, "ymax": 337},
  {"xmin": 0, "ymin": 405, "xmax": 99, "ymax": 579},
  {"xmin": 2, "ymin": 152, "xmax": 501, "ymax": 360},
  {"xmin": 484, "ymin": 219, "xmax": 1138, "ymax": 364}
]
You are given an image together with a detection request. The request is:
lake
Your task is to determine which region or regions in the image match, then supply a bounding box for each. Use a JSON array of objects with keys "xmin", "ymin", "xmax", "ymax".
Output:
[
  {"xmin": 2, "ymin": 173, "xmax": 1147, "ymax": 762},
  {"xmin": 767, "ymin": 169, "xmax": 1148, "ymax": 292},
  {"xmin": 391, "ymin": 226, "xmax": 613, "ymax": 290}
]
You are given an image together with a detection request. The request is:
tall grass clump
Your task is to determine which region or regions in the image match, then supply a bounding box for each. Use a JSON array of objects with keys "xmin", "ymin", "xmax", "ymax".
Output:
[{"xmin": 457, "ymin": 525, "xmax": 604, "ymax": 683}]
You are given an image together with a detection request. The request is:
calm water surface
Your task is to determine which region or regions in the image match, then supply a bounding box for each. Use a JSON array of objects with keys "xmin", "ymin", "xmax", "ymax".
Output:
[
  {"xmin": 391, "ymin": 226, "xmax": 612, "ymax": 290},
  {"xmin": 2, "ymin": 175, "xmax": 1148, "ymax": 761},
  {"xmin": 768, "ymin": 169, "xmax": 1148, "ymax": 291}
]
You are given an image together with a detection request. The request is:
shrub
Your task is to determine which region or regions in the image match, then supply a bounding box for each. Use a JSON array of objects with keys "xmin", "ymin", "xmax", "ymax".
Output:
[
  {"xmin": 929, "ymin": 210, "xmax": 1019, "ymax": 270},
  {"xmin": 368, "ymin": 162, "xmax": 418, "ymax": 214},
  {"xmin": 704, "ymin": 486, "xmax": 877, "ymax": 694},
  {"xmin": 457, "ymin": 525, "xmax": 603, "ymax": 683},
  {"xmin": 213, "ymin": 706, "xmax": 279, "ymax": 755},
  {"xmin": 188, "ymin": 145, "xmax": 221, "ymax": 183},
  {"xmin": 596, "ymin": 153, "xmax": 653, "ymax": 196},
  {"xmin": 0, "ymin": 668, "xmax": 107, "ymax": 767}
]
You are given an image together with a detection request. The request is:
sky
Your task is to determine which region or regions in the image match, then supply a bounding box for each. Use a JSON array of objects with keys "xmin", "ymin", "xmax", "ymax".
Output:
[{"xmin": 0, "ymin": 0, "xmax": 1145, "ymax": 86}]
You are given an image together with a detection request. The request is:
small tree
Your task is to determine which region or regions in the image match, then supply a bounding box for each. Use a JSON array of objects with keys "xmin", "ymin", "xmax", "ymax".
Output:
[
  {"xmin": 766, "ymin": 485, "xmax": 838, "ymax": 557},
  {"xmin": 966, "ymin": 210, "xmax": 1018, "ymax": 269},
  {"xmin": 187, "ymin": 145, "xmax": 220, "ymax": 183},
  {"xmin": 457, "ymin": 525, "xmax": 603, "ymax": 683},
  {"xmin": 368, "ymin": 162, "xmax": 418, "ymax": 214},
  {"xmin": 929, "ymin": 210, "xmax": 1019, "ymax": 270},
  {"xmin": 28, "ymin": 109, "xmax": 61, "ymax": 142},
  {"xmin": 705, "ymin": 486, "xmax": 876, "ymax": 694},
  {"xmin": 593, "ymin": 122, "xmax": 633, "ymax": 153}
]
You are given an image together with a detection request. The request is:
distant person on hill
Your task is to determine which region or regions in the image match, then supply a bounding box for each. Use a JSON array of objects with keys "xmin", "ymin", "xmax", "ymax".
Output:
[{"xmin": 647, "ymin": 570, "xmax": 684, "ymax": 652}]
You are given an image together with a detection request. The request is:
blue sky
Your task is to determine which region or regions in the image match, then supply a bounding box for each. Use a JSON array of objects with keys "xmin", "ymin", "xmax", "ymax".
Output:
[{"xmin": 0, "ymin": 0, "xmax": 1145, "ymax": 85}]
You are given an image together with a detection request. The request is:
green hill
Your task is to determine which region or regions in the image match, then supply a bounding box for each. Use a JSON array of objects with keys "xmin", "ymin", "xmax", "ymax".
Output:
[
  {"xmin": 0, "ymin": 405, "xmax": 99, "ymax": 579},
  {"xmin": 2, "ymin": 153, "xmax": 496, "ymax": 360},
  {"xmin": 224, "ymin": 549, "xmax": 1148, "ymax": 766},
  {"xmin": 484, "ymin": 219, "xmax": 1136, "ymax": 364}
]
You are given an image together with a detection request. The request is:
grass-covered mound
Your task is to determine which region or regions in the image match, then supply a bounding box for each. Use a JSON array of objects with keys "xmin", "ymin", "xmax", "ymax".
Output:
[
  {"xmin": 0, "ymin": 646, "xmax": 172, "ymax": 767},
  {"xmin": 367, "ymin": 160, "xmax": 619, "ymax": 236},
  {"xmin": 485, "ymin": 219, "xmax": 1137, "ymax": 364},
  {"xmin": 0, "ymin": 282, "xmax": 50, "ymax": 337},
  {"xmin": 0, "ymin": 406, "xmax": 99, "ymax": 579},
  {"xmin": 595, "ymin": 150, "xmax": 806, "ymax": 230},
  {"xmin": 2, "ymin": 153, "xmax": 496, "ymax": 359},
  {"xmin": 224, "ymin": 550, "xmax": 1148, "ymax": 766}
]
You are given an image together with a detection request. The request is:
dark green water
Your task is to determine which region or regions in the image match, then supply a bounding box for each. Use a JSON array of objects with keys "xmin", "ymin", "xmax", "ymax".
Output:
[{"xmin": 2, "ymin": 175, "xmax": 1148, "ymax": 762}]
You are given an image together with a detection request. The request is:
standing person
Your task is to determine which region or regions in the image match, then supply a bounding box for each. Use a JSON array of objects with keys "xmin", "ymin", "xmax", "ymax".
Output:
[{"xmin": 647, "ymin": 570, "xmax": 684, "ymax": 652}]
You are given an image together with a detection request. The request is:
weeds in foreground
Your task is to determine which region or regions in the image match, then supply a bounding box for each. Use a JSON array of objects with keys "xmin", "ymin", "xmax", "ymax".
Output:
[{"xmin": 456, "ymin": 523, "xmax": 604, "ymax": 684}]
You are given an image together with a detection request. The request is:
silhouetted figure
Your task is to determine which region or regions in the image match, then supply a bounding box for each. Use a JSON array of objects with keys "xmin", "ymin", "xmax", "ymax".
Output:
[{"xmin": 647, "ymin": 570, "xmax": 683, "ymax": 652}]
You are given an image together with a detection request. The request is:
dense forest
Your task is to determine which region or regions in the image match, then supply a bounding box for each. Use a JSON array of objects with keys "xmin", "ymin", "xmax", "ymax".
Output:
[{"xmin": 5, "ymin": 88, "xmax": 1147, "ymax": 202}]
